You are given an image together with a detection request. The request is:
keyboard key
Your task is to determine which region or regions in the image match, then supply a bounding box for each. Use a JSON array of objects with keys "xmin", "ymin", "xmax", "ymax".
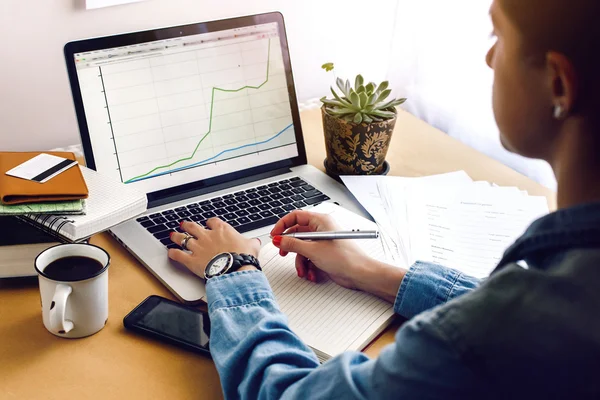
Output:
[
  {"xmin": 279, "ymin": 179, "xmax": 290, "ymax": 184},
  {"xmin": 153, "ymin": 230, "xmax": 173, "ymax": 240},
  {"xmin": 249, "ymin": 199, "xmax": 261, "ymax": 206},
  {"xmin": 289, "ymin": 177, "xmax": 301, "ymax": 181},
  {"xmin": 258, "ymin": 190, "xmax": 270, "ymax": 196},
  {"xmin": 229, "ymin": 220, "xmax": 240, "ymax": 228},
  {"xmin": 211, "ymin": 197, "xmax": 223, "ymax": 202},
  {"xmin": 268, "ymin": 187, "xmax": 281, "ymax": 194},
  {"xmin": 237, "ymin": 195, "xmax": 249, "ymax": 202},
  {"xmin": 175, "ymin": 227, "xmax": 184, "ymax": 233},
  {"xmin": 224, "ymin": 199, "xmax": 237, "ymax": 206},
  {"xmin": 290, "ymin": 180, "xmax": 308, "ymax": 187},
  {"xmin": 137, "ymin": 216, "xmax": 149, "ymax": 222},
  {"xmin": 248, "ymin": 206, "xmax": 260, "ymax": 214},
  {"xmin": 140, "ymin": 220, "xmax": 154, "ymax": 228},
  {"xmin": 280, "ymin": 198, "xmax": 293, "ymax": 204},
  {"xmin": 234, "ymin": 191, "xmax": 245, "ymax": 196},
  {"xmin": 280, "ymin": 184, "xmax": 292, "ymax": 191},
  {"xmin": 178, "ymin": 211, "xmax": 191, "ymax": 218},
  {"xmin": 199, "ymin": 200, "xmax": 211, "ymax": 206},
  {"xmin": 260, "ymin": 210, "xmax": 273, "ymax": 218},
  {"xmin": 237, "ymin": 202, "xmax": 250, "ymax": 209},
  {"xmin": 213, "ymin": 201, "xmax": 226, "ymax": 209},
  {"xmin": 167, "ymin": 243, "xmax": 182, "ymax": 250},
  {"xmin": 258, "ymin": 204, "xmax": 271, "ymax": 211},
  {"xmin": 259, "ymin": 196, "xmax": 273, "ymax": 203},
  {"xmin": 236, "ymin": 210, "xmax": 249, "ymax": 217},
  {"xmin": 149, "ymin": 213, "xmax": 162, "ymax": 219},
  {"xmin": 166, "ymin": 214, "xmax": 179, "ymax": 221},
  {"xmin": 268, "ymin": 182, "xmax": 278, "ymax": 187},
  {"xmin": 214, "ymin": 208, "xmax": 227, "ymax": 216},
  {"xmin": 191, "ymin": 215, "xmax": 203, "ymax": 222},
  {"xmin": 190, "ymin": 208, "xmax": 203, "ymax": 215},
  {"xmin": 202, "ymin": 204, "xmax": 215, "ymax": 211},
  {"xmin": 249, "ymin": 214, "xmax": 262, "ymax": 221},
  {"xmin": 304, "ymin": 195, "xmax": 330, "ymax": 205},
  {"xmin": 281, "ymin": 190, "xmax": 294, "ymax": 197},
  {"xmin": 162, "ymin": 210, "xmax": 175, "ymax": 215},
  {"xmin": 224, "ymin": 213, "xmax": 237, "ymax": 221},
  {"xmin": 147, "ymin": 224, "xmax": 167, "ymax": 234},
  {"xmin": 152, "ymin": 217, "xmax": 167, "ymax": 224},
  {"xmin": 247, "ymin": 193, "xmax": 260, "ymax": 199},
  {"xmin": 226, "ymin": 205, "xmax": 239, "ymax": 212},
  {"xmin": 166, "ymin": 221, "xmax": 179, "ymax": 229},
  {"xmin": 186, "ymin": 203, "xmax": 199, "ymax": 209},
  {"xmin": 237, "ymin": 216, "xmax": 251, "ymax": 224},
  {"xmin": 257, "ymin": 185, "xmax": 268, "ymax": 190},
  {"xmin": 235, "ymin": 216, "xmax": 279, "ymax": 234},
  {"xmin": 245, "ymin": 188, "xmax": 257, "ymax": 193},
  {"xmin": 160, "ymin": 238, "xmax": 172, "ymax": 246},
  {"xmin": 278, "ymin": 213, "xmax": 289, "ymax": 219},
  {"xmin": 271, "ymin": 207, "xmax": 285, "ymax": 215},
  {"xmin": 174, "ymin": 207, "xmax": 187, "ymax": 212},
  {"xmin": 271, "ymin": 193, "xmax": 284, "ymax": 200},
  {"xmin": 292, "ymin": 188, "xmax": 305, "ymax": 194},
  {"xmin": 203, "ymin": 211, "xmax": 217, "ymax": 219},
  {"xmin": 304, "ymin": 185, "xmax": 315, "ymax": 192},
  {"xmin": 223, "ymin": 194, "xmax": 234, "ymax": 199},
  {"xmin": 293, "ymin": 201, "xmax": 307, "ymax": 208},
  {"xmin": 291, "ymin": 194, "xmax": 304, "ymax": 202},
  {"xmin": 283, "ymin": 204, "xmax": 296, "ymax": 211},
  {"xmin": 302, "ymin": 190, "xmax": 322, "ymax": 199},
  {"xmin": 269, "ymin": 200, "xmax": 283, "ymax": 208}
]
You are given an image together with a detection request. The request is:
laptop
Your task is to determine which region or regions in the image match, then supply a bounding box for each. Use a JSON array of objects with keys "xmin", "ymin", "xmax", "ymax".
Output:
[{"xmin": 64, "ymin": 12, "xmax": 367, "ymax": 304}]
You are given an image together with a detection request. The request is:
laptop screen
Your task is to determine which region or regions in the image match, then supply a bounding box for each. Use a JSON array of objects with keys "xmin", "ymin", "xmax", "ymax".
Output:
[{"xmin": 68, "ymin": 17, "xmax": 301, "ymax": 197}]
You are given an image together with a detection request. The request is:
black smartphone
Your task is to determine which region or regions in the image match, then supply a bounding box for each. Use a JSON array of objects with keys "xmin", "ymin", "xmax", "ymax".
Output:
[{"xmin": 123, "ymin": 295, "xmax": 211, "ymax": 357}]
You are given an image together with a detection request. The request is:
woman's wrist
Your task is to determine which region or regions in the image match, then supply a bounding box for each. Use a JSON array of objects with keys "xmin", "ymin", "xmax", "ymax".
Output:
[{"xmin": 354, "ymin": 259, "xmax": 406, "ymax": 304}]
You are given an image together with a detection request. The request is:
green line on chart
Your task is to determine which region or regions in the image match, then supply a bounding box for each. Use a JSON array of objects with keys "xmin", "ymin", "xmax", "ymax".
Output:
[{"xmin": 125, "ymin": 38, "xmax": 272, "ymax": 183}]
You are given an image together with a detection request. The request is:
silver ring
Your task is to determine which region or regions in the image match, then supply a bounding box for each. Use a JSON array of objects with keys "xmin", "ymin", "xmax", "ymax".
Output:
[{"xmin": 181, "ymin": 233, "xmax": 194, "ymax": 251}]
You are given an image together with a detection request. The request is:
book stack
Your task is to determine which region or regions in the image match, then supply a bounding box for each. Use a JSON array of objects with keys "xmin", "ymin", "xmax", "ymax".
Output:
[{"xmin": 0, "ymin": 151, "xmax": 147, "ymax": 278}]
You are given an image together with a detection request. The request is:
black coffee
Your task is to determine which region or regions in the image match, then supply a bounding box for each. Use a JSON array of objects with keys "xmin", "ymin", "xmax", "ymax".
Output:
[{"xmin": 44, "ymin": 256, "xmax": 104, "ymax": 281}]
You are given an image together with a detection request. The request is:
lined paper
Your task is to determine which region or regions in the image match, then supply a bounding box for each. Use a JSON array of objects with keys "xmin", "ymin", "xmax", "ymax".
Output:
[{"xmin": 259, "ymin": 203, "xmax": 395, "ymax": 361}]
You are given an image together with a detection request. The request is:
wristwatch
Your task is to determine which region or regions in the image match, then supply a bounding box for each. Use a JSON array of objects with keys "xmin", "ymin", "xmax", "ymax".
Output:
[{"xmin": 204, "ymin": 252, "xmax": 261, "ymax": 279}]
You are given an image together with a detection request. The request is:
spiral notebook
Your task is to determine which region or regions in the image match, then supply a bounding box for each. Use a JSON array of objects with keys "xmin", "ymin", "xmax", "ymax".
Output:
[
  {"xmin": 20, "ymin": 167, "xmax": 147, "ymax": 243},
  {"xmin": 260, "ymin": 203, "xmax": 396, "ymax": 362}
]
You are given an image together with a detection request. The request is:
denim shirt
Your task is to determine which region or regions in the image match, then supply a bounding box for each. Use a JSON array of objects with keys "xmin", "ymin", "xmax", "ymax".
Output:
[{"xmin": 206, "ymin": 203, "xmax": 600, "ymax": 399}]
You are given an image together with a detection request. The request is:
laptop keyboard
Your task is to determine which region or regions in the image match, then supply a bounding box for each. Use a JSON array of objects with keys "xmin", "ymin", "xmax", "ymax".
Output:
[{"xmin": 135, "ymin": 177, "xmax": 330, "ymax": 250}]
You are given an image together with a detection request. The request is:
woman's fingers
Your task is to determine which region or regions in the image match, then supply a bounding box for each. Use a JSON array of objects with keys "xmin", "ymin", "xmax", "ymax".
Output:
[
  {"xmin": 180, "ymin": 221, "xmax": 205, "ymax": 238},
  {"xmin": 295, "ymin": 254, "xmax": 309, "ymax": 278},
  {"xmin": 278, "ymin": 226, "xmax": 312, "ymax": 257},
  {"xmin": 271, "ymin": 210, "xmax": 332, "ymax": 236}
]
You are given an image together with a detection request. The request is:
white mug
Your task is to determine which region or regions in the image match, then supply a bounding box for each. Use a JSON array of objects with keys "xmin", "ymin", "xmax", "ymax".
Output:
[{"xmin": 34, "ymin": 243, "xmax": 110, "ymax": 338}]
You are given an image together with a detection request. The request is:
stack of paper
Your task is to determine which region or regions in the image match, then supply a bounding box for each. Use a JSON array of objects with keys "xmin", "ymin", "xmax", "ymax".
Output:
[{"xmin": 342, "ymin": 172, "xmax": 549, "ymax": 279}]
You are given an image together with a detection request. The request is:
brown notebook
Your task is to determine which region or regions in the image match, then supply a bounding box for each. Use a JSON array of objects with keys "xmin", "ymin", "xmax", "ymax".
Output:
[{"xmin": 0, "ymin": 152, "xmax": 88, "ymax": 205}]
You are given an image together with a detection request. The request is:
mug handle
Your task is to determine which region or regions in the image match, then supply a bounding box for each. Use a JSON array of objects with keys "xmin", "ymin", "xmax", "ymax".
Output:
[{"xmin": 49, "ymin": 284, "xmax": 75, "ymax": 334}]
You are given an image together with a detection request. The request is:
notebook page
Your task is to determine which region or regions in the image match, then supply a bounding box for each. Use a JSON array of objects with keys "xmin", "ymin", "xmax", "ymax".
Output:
[
  {"xmin": 405, "ymin": 186, "xmax": 549, "ymax": 278},
  {"xmin": 26, "ymin": 167, "xmax": 147, "ymax": 241},
  {"xmin": 260, "ymin": 203, "xmax": 395, "ymax": 360}
]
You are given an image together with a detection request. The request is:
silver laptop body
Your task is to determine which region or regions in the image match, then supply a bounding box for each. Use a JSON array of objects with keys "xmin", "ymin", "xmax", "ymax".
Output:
[{"xmin": 64, "ymin": 12, "xmax": 366, "ymax": 304}]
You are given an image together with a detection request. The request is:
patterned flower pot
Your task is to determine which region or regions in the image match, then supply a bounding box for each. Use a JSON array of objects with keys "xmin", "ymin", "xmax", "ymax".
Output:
[{"xmin": 322, "ymin": 105, "xmax": 396, "ymax": 177}]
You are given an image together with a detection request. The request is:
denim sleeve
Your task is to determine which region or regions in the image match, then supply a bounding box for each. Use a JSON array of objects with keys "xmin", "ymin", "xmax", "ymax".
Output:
[
  {"xmin": 394, "ymin": 261, "xmax": 481, "ymax": 319},
  {"xmin": 207, "ymin": 270, "xmax": 482, "ymax": 400}
]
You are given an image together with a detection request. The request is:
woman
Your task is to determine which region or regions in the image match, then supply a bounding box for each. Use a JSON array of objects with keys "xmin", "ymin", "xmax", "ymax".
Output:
[{"xmin": 169, "ymin": 0, "xmax": 600, "ymax": 398}]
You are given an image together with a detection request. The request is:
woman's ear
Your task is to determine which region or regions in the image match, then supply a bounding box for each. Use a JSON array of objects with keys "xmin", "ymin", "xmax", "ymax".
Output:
[{"xmin": 546, "ymin": 52, "xmax": 578, "ymax": 120}]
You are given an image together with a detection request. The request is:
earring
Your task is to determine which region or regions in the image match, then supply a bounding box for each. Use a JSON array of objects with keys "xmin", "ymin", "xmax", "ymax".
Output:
[{"xmin": 553, "ymin": 104, "xmax": 565, "ymax": 120}]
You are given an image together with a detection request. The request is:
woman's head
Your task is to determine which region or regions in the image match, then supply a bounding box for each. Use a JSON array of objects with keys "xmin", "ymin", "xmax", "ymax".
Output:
[{"xmin": 487, "ymin": 0, "xmax": 600, "ymax": 165}]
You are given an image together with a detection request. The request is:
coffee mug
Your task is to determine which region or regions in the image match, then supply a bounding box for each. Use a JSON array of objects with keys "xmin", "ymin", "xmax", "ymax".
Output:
[{"xmin": 34, "ymin": 243, "xmax": 110, "ymax": 338}]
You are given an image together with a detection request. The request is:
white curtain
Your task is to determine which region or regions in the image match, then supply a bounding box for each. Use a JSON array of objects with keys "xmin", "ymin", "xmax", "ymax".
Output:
[{"xmin": 387, "ymin": 0, "xmax": 556, "ymax": 189}]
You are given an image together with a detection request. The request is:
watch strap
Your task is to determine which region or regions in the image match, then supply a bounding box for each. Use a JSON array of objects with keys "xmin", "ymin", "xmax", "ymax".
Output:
[{"xmin": 228, "ymin": 253, "xmax": 261, "ymax": 273}]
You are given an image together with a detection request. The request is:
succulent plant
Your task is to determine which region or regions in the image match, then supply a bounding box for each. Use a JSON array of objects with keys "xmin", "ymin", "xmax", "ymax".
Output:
[{"xmin": 320, "ymin": 63, "xmax": 406, "ymax": 124}]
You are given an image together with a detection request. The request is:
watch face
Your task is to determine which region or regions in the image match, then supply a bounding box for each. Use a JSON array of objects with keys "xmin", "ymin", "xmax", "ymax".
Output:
[{"xmin": 207, "ymin": 254, "xmax": 231, "ymax": 277}]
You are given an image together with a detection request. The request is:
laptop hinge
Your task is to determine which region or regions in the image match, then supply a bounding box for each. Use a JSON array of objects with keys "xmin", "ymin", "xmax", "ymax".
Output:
[{"xmin": 147, "ymin": 167, "xmax": 292, "ymax": 209}]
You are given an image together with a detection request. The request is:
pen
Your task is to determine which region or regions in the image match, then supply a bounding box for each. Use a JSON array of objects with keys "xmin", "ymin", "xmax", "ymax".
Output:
[{"xmin": 281, "ymin": 230, "xmax": 379, "ymax": 240}]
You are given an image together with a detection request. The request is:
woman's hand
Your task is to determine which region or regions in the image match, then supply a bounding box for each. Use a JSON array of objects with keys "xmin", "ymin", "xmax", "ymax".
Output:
[
  {"xmin": 271, "ymin": 210, "xmax": 406, "ymax": 303},
  {"xmin": 270, "ymin": 210, "xmax": 374, "ymax": 289},
  {"xmin": 168, "ymin": 218, "xmax": 261, "ymax": 278}
]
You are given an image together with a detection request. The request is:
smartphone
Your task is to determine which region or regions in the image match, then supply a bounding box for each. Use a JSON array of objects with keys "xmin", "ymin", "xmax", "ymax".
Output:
[{"xmin": 123, "ymin": 295, "xmax": 211, "ymax": 357}]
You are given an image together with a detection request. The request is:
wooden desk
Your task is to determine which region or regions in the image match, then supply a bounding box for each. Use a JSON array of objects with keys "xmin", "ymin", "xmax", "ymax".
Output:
[{"xmin": 0, "ymin": 109, "xmax": 556, "ymax": 399}]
